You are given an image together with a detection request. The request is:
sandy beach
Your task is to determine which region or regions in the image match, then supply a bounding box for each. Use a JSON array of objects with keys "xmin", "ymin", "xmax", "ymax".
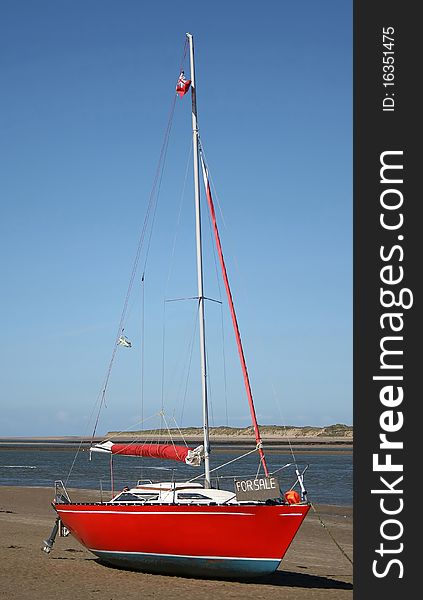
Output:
[{"xmin": 0, "ymin": 486, "xmax": 352, "ymax": 599}]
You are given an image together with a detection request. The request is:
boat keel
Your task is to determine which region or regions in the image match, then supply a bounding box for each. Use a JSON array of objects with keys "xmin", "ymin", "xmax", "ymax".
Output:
[{"xmin": 91, "ymin": 549, "xmax": 281, "ymax": 578}]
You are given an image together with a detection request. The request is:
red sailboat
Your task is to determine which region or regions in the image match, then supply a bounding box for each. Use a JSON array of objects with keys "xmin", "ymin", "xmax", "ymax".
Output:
[{"xmin": 43, "ymin": 33, "xmax": 310, "ymax": 578}]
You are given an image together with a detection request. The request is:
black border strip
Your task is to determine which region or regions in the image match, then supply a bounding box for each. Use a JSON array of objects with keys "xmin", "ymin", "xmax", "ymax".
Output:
[{"xmin": 354, "ymin": 1, "xmax": 419, "ymax": 596}]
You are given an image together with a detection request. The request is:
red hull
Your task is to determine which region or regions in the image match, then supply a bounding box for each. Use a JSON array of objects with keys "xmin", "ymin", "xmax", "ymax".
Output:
[{"xmin": 55, "ymin": 502, "xmax": 309, "ymax": 577}]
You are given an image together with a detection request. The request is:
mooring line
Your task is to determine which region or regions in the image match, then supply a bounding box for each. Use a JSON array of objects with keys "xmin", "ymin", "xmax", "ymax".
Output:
[{"xmin": 310, "ymin": 502, "xmax": 353, "ymax": 566}]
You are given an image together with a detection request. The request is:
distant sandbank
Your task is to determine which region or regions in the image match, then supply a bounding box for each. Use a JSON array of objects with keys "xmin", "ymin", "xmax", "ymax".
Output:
[
  {"xmin": 0, "ymin": 424, "xmax": 353, "ymax": 452},
  {"xmin": 0, "ymin": 436, "xmax": 352, "ymax": 453}
]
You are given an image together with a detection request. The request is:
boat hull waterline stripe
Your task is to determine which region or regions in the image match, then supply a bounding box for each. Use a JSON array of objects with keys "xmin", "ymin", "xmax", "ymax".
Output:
[{"xmin": 92, "ymin": 549, "xmax": 280, "ymax": 561}]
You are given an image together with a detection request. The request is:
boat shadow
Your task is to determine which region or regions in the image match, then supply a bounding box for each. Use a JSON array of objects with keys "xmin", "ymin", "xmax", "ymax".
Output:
[
  {"xmin": 258, "ymin": 570, "xmax": 353, "ymax": 590},
  {"xmin": 94, "ymin": 559, "xmax": 352, "ymax": 589}
]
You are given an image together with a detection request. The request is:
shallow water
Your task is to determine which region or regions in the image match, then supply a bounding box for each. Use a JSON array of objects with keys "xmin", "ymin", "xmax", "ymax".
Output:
[{"xmin": 0, "ymin": 446, "xmax": 352, "ymax": 505}]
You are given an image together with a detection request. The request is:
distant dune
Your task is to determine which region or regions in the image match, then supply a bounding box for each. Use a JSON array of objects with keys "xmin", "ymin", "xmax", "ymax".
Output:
[{"xmin": 106, "ymin": 424, "xmax": 353, "ymax": 444}]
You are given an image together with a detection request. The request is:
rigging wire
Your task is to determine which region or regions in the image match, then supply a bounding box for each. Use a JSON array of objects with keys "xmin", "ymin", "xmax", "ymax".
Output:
[
  {"xmin": 197, "ymin": 141, "xmax": 228, "ymax": 230},
  {"xmin": 199, "ymin": 140, "xmax": 250, "ymax": 316},
  {"xmin": 140, "ymin": 37, "xmax": 189, "ymax": 284},
  {"xmin": 188, "ymin": 446, "xmax": 259, "ymax": 483},
  {"xmin": 90, "ymin": 93, "xmax": 177, "ymax": 441},
  {"xmin": 178, "ymin": 306, "xmax": 199, "ymax": 425},
  {"xmin": 203, "ymin": 172, "xmax": 230, "ymax": 427},
  {"xmin": 271, "ymin": 384, "xmax": 299, "ymax": 468},
  {"xmin": 140, "ymin": 274, "xmax": 145, "ymax": 428},
  {"xmin": 159, "ymin": 140, "xmax": 192, "ymax": 422},
  {"xmin": 163, "ymin": 141, "xmax": 193, "ymax": 296},
  {"xmin": 205, "ymin": 347, "xmax": 215, "ymax": 428},
  {"xmin": 104, "ymin": 412, "xmax": 161, "ymax": 442},
  {"xmin": 199, "ymin": 139, "xmax": 249, "ymax": 429},
  {"xmin": 198, "ymin": 142, "xmax": 269, "ymax": 476},
  {"xmin": 160, "ymin": 412, "xmax": 186, "ymax": 458},
  {"xmin": 220, "ymin": 305, "xmax": 229, "ymax": 427},
  {"xmin": 65, "ymin": 392, "xmax": 140, "ymax": 487},
  {"xmin": 169, "ymin": 414, "xmax": 190, "ymax": 448},
  {"xmin": 64, "ymin": 37, "xmax": 188, "ymax": 483},
  {"xmin": 160, "ymin": 300, "xmax": 166, "ymax": 433},
  {"xmin": 89, "ymin": 39, "xmax": 190, "ymax": 443}
]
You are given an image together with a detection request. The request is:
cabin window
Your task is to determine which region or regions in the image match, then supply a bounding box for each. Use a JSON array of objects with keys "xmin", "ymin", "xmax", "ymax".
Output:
[
  {"xmin": 177, "ymin": 493, "xmax": 210, "ymax": 500},
  {"xmin": 114, "ymin": 493, "xmax": 159, "ymax": 502},
  {"xmin": 136, "ymin": 494, "xmax": 159, "ymax": 501},
  {"xmin": 114, "ymin": 493, "xmax": 141, "ymax": 502}
]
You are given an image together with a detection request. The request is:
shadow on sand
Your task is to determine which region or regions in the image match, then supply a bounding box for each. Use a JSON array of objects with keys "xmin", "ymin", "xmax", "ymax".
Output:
[
  {"xmin": 94, "ymin": 559, "xmax": 352, "ymax": 590},
  {"xmin": 258, "ymin": 570, "xmax": 353, "ymax": 590}
]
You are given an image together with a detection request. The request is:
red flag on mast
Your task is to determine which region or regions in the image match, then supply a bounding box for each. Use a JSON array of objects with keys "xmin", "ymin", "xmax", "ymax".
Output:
[{"xmin": 176, "ymin": 71, "xmax": 191, "ymax": 97}]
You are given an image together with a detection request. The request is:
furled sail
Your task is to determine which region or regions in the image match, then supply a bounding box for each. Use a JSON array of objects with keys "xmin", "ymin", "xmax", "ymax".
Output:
[{"xmin": 90, "ymin": 441, "xmax": 203, "ymax": 466}]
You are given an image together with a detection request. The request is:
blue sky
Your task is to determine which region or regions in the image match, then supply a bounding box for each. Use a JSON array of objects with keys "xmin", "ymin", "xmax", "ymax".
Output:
[{"xmin": 0, "ymin": 0, "xmax": 352, "ymax": 436}]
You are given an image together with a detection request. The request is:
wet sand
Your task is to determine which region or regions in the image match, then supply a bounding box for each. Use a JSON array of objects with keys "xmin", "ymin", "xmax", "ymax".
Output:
[{"xmin": 0, "ymin": 486, "xmax": 353, "ymax": 599}]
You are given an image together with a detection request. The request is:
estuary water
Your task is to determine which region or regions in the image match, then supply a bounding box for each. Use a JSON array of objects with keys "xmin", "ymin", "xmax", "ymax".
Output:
[{"xmin": 0, "ymin": 446, "xmax": 352, "ymax": 506}]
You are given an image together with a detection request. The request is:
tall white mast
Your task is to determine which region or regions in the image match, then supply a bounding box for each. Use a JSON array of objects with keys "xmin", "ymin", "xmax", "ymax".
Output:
[{"xmin": 186, "ymin": 32, "xmax": 211, "ymax": 487}]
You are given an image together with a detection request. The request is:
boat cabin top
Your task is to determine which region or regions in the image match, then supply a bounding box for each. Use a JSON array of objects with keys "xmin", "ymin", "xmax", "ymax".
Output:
[{"xmin": 110, "ymin": 481, "xmax": 238, "ymax": 505}]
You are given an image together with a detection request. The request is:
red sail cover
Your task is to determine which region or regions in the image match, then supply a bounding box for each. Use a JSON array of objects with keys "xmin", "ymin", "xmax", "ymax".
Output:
[
  {"xmin": 111, "ymin": 443, "xmax": 191, "ymax": 463},
  {"xmin": 176, "ymin": 71, "xmax": 191, "ymax": 97}
]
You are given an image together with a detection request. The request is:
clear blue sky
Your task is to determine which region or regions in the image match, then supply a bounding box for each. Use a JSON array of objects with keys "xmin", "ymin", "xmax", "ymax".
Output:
[{"xmin": 0, "ymin": 0, "xmax": 352, "ymax": 436}]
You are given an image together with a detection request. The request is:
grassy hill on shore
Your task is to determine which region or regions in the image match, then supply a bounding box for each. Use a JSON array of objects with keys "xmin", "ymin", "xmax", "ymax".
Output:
[{"xmin": 106, "ymin": 424, "xmax": 353, "ymax": 441}]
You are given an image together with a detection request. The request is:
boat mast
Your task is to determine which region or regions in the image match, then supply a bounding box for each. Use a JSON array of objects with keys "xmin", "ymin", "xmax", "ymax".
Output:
[{"xmin": 186, "ymin": 32, "xmax": 211, "ymax": 488}]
